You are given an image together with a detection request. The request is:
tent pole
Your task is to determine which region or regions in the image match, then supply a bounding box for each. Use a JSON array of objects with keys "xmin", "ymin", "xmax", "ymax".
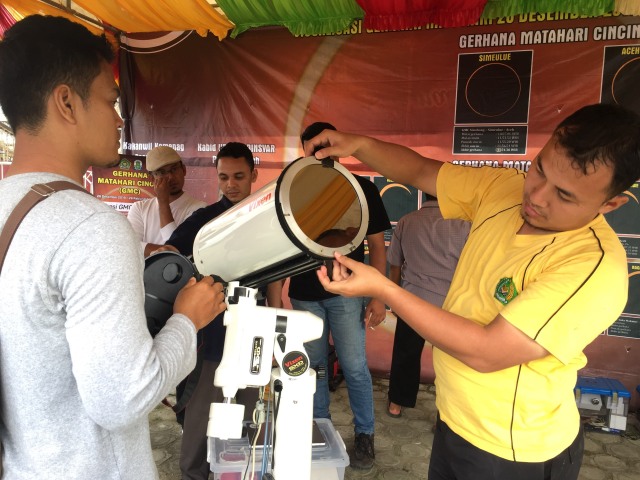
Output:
[{"xmin": 38, "ymin": 0, "xmax": 120, "ymax": 34}]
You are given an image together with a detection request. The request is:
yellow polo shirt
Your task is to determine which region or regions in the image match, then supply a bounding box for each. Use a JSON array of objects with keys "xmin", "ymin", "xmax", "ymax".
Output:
[{"xmin": 435, "ymin": 163, "xmax": 628, "ymax": 462}]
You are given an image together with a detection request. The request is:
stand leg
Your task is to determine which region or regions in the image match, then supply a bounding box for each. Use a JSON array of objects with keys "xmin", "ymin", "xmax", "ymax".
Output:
[{"xmin": 270, "ymin": 369, "xmax": 316, "ymax": 480}]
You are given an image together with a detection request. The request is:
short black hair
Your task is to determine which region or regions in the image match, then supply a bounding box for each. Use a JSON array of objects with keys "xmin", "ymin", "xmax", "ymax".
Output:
[
  {"xmin": 554, "ymin": 103, "xmax": 640, "ymax": 198},
  {"xmin": 300, "ymin": 122, "xmax": 336, "ymax": 145},
  {"xmin": 0, "ymin": 15, "xmax": 114, "ymax": 133},
  {"xmin": 215, "ymin": 142, "xmax": 255, "ymax": 171}
]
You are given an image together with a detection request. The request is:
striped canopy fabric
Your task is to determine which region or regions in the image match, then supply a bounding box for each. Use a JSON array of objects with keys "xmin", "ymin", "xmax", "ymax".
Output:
[{"xmin": 1, "ymin": 0, "xmax": 639, "ymax": 39}]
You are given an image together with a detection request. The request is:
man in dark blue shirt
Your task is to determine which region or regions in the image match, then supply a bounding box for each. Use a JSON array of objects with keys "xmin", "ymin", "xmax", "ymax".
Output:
[{"xmin": 161, "ymin": 142, "xmax": 282, "ymax": 480}]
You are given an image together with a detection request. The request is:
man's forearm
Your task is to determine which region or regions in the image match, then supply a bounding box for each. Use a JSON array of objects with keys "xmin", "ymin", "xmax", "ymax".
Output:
[
  {"xmin": 367, "ymin": 233, "xmax": 387, "ymax": 276},
  {"xmin": 377, "ymin": 282, "xmax": 547, "ymax": 373},
  {"xmin": 364, "ymin": 232, "xmax": 388, "ymax": 324},
  {"xmin": 354, "ymin": 136, "xmax": 442, "ymax": 196},
  {"xmin": 307, "ymin": 131, "xmax": 443, "ymax": 196},
  {"xmin": 266, "ymin": 280, "xmax": 283, "ymax": 308},
  {"xmin": 389, "ymin": 264, "xmax": 401, "ymax": 286}
]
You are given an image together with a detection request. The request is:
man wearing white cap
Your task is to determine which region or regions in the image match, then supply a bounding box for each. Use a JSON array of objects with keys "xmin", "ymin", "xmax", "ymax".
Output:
[{"xmin": 127, "ymin": 146, "xmax": 206, "ymax": 256}]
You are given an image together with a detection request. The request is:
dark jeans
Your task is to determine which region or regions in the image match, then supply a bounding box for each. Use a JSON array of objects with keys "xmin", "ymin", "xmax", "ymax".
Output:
[
  {"xmin": 428, "ymin": 414, "xmax": 584, "ymax": 480},
  {"xmin": 388, "ymin": 316, "xmax": 425, "ymax": 408}
]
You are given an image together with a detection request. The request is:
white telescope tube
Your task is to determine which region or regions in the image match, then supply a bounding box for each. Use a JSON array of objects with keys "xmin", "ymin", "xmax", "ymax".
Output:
[{"xmin": 192, "ymin": 156, "xmax": 369, "ymax": 287}]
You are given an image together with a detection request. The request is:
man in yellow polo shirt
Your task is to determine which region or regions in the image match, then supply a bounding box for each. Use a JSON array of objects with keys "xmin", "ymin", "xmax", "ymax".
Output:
[{"xmin": 305, "ymin": 103, "xmax": 640, "ymax": 480}]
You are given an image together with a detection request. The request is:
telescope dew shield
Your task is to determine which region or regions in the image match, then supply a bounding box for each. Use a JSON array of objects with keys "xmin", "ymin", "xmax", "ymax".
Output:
[{"xmin": 192, "ymin": 156, "xmax": 369, "ymax": 287}]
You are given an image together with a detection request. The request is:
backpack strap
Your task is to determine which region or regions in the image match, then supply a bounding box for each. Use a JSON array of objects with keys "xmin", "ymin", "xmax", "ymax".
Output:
[
  {"xmin": 0, "ymin": 181, "xmax": 89, "ymax": 273},
  {"xmin": 162, "ymin": 342, "xmax": 204, "ymax": 415}
]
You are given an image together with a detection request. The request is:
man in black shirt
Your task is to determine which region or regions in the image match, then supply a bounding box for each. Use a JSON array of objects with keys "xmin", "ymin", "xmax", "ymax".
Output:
[{"xmin": 289, "ymin": 122, "xmax": 391, "ymax": 470}]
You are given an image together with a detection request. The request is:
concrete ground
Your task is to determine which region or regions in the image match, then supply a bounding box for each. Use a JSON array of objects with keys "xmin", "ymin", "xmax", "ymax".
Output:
[{"xmin": 150, "ymin": 377, "xmax": 640, "ymax": 479}]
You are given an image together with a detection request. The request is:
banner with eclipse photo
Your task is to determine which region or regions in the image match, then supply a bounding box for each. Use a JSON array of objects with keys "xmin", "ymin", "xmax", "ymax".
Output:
[{"xmin": 117, "ymin": 12, "xmax": 640, "ymax": 390}]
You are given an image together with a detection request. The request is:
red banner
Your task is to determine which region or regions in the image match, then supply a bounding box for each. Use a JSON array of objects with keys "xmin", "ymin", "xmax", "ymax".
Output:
[{"xmin": 118, "ymin": 14, "xmax": 640, "ymax": 396}]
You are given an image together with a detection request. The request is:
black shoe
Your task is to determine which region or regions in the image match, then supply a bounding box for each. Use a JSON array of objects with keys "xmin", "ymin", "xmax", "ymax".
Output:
[{"xmin": 350, "ymin": 433, "xmax": 375, "ymax": 470}]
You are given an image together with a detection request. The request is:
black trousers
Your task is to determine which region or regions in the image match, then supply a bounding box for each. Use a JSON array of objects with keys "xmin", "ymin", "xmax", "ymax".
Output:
[
  {"xmin": 428, "ymin": 414, "xmax": 584, "ymax": 480},
  {"xmin": 388, "ymin": 315, "xmax": 426, "ymax": 407}
]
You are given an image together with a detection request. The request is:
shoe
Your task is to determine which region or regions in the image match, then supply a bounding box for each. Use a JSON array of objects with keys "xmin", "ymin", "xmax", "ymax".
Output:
[
  {"xmin": 386, "ymin": 401, "xmax": 402, "ymax": 418},
  {"xmin": 350, "ymin": 433, "xmax": 375, "ymax": 470}
]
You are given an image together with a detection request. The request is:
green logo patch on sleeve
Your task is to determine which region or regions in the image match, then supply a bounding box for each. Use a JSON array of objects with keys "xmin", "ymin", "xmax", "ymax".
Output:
[{"xmin": 495, "ymin": 277, "xmax": 518, "ymax": 305}]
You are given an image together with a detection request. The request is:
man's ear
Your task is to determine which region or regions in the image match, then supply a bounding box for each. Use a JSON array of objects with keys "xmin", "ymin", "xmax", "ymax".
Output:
[
  {"xmin": 52, "ymin": 84, "xmax": 77, "ymax": 123},
  {"xmin": 599, "ymin": 193, "xmax": 630, "ymax": 215},
  {"xmin": 251, "ymin": 168, "xmax": 258, "ymax": 183}
]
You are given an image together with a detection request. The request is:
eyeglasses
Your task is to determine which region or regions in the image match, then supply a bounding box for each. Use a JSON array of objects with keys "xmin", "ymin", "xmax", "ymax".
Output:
[{"xmin": 151, "ymin": 162, "xmax": 183, "ymax": 178}]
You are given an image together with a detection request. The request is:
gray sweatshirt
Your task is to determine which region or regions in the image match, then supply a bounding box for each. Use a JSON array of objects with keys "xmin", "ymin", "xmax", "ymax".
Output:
[{"xmin": 0, "ymin": 173, "xmax": 197, "ymax": 479}]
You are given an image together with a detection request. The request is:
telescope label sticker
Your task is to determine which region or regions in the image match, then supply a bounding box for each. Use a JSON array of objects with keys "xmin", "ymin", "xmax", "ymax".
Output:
[
  {"xmin": 282, "ymin": 351, "xmax": 308, "ymax": 377},
  {"xmin": 250, "ymin": 337, "xmax": 264, "ymax": 374},
  {"xmin": 248, "ymin": 192, "xmax": 272, "ymax": 212}
]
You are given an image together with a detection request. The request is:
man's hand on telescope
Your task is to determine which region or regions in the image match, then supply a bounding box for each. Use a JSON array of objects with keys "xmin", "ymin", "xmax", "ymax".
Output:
[
  {"xmin": 303, "ymin": 129, "xmax": 366, "ymax": 160},
  {"xmin": 317, "ymin": 252, "xmax": 393, "ymax": 302},
  {"xmin": 174, "ymin": 276, "xmax": 226, "ymax": 330}
]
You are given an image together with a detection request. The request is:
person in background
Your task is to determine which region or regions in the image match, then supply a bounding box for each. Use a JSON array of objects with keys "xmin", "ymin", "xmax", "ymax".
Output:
[
  {"xmin": 127, "ymin": 146, "xmax": 205, "ymax": 257},
  {"xmin": 162, "ymin": 142, "xmax": 283, "ymax": 480},
  {"xmin": 386, "ymin": 195, "xmax": 469, "ymax": 418},
  {"xmin": 288, "ymin": 122, "xmax": 391, "ymax": 470},
  {"xmin": 307, "ymin": 103, "xmax": 640, "ymax": 480},
  {"xmin": 0, "ymin": 15, "xmax": 225, "ymax": 479}
]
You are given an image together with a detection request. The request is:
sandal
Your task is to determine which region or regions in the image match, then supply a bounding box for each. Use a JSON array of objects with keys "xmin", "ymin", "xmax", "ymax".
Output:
[{"xmin": 386, "ymin": 401, "xmax": 402, "ymax": 418}]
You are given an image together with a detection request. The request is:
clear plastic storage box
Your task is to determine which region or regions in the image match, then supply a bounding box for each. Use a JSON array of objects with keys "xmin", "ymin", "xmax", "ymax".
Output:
[{"xmin": 208, "ymin": 418, "xmax": 349, "ymax": 480}]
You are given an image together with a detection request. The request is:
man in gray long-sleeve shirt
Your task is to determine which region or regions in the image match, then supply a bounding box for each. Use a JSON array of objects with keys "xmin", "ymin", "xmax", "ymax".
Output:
[{"xmin": 0, "ymin": 15, "xmax": 226, "ymax": 479}]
